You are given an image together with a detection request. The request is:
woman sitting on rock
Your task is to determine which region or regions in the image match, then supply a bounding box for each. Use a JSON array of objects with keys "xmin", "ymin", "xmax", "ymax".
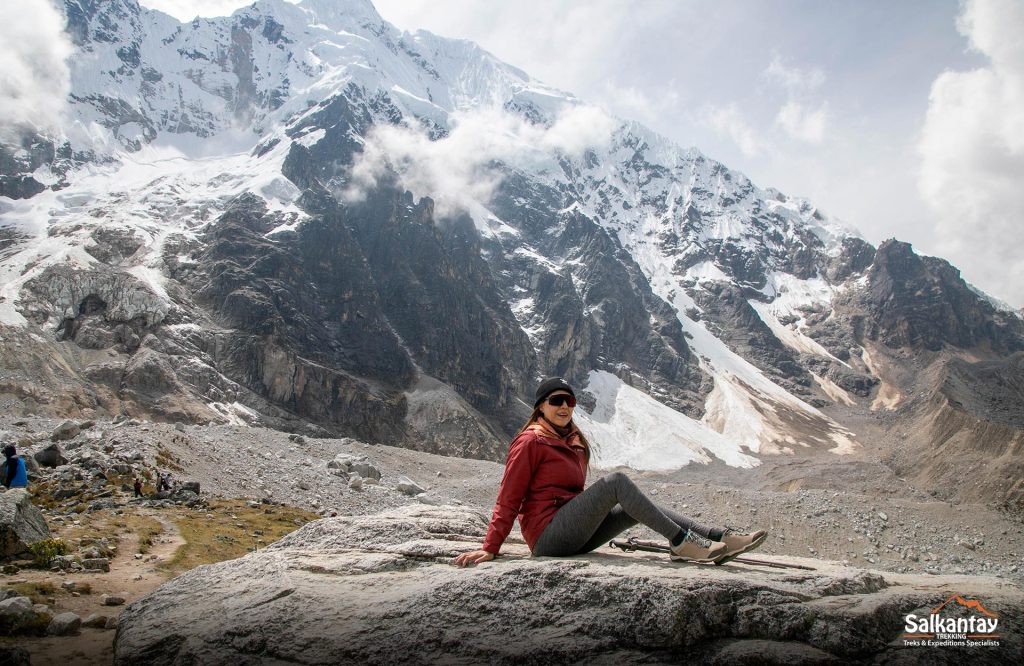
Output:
[{"xmin": 453, "ymin": 377, "xmax": 766, "ymax": 567}]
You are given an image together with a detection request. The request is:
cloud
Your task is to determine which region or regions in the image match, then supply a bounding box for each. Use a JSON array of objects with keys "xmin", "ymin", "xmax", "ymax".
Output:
[
  {"xmin": 344, "ymin": 104, "xmax": 616, "ymax": 215},
  {"xmin": 764, "ymin": 54, "xmax": 826, "ymax": 92},
  {"xmin": 702, "ymin": 103, "xmax": 762, "ymax": 157},
  {"xmin": 918, "ymin": 0, "xmax": 1024, "ymax": 306},
  {"xmin": 764, "ymin": 54, "xmax": 830, "ymax": 145},
  {"xmin": 776, "ymin": 100, "xmax": 829, "ymax": 143},
  {"xmin": 0, "ymin": 0, "xmax": 74, "ymax": 143}
]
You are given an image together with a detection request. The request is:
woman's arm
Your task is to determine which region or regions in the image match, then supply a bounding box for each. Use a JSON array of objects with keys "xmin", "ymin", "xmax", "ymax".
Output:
[
  {"xmin": 452, "ymin": 549, "xmax": 494, "ymax": 567},
  {"xmin": 453, "ymin": 434, "xmax": 536, "ymax": 566}
]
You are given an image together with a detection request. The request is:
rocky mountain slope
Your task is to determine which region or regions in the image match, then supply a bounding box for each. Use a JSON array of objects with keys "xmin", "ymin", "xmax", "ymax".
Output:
[{"xmin": 0, "ymin": 0, "xmax": 1022, "ymax": 510}]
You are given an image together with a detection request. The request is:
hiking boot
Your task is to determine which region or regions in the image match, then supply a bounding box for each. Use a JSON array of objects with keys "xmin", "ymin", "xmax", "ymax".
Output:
[
  {"xmin": 670, "ymin": 530, "xmax": 727, "ymax": 563},
  {"xmin": 713, "ymin": 527, "xmax": 768, "ymax": 565}
]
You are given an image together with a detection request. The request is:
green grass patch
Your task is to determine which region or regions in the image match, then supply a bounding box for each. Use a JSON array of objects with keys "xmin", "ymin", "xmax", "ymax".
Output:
[{"xmin": 163, "ymin": 499, "xmax": 317, "ymax": 574}]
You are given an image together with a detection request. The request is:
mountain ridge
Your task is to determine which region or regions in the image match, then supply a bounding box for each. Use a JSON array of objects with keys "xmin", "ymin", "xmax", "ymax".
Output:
[{"xmin": 1, "ymin": 0, "xmax": 1022, "ymax": 511}]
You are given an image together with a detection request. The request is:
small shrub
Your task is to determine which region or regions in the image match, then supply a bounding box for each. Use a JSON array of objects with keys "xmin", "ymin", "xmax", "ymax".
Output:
[{"xmin": 28, "ymin": 538, "xmax": 70, "ymax": 568}]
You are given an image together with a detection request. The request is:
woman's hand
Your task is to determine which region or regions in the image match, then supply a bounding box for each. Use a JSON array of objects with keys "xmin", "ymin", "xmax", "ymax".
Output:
[{"xmin": 452, "ymin": 549, "xmax": 495, "ymax": 567}]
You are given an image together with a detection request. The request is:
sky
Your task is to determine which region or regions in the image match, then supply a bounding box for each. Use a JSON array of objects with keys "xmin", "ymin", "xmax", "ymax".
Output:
[{"xmin": 19, "ymin": 0, "xmax": 1024, "ymax": 307}]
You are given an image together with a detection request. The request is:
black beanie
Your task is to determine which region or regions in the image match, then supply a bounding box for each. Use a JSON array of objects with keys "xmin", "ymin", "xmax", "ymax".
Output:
[{"xmin": 534, "ymin": 377, "xmax": 575, "ymax": 406}]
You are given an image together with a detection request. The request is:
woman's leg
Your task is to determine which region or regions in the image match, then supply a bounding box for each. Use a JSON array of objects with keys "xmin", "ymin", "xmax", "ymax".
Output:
[
  {"xmin": 569, "ymin": 505, "xmax": 723, "ymax": 555},
  {"xmin": 572, "ymin": 507, "xmax": 637, "ymax": 554},
  {"xmin": 660, "ymin": 507, "xmax": 724, "ymax": 542},
  {"xmin": 532, "ymin": 471, "xmax": 685, "ymax": 557}
]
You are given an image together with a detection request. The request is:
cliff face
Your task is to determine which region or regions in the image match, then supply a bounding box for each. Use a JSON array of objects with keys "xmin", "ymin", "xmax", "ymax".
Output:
[{"xmin": 852, "ymin": 240, "xmax": 1024, "ymax": 354}]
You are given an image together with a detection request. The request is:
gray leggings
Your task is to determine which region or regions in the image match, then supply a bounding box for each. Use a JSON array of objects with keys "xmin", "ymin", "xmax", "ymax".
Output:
[{"xmin": 531, "ymin": 471, "xmax": 721, "ymax": 557}]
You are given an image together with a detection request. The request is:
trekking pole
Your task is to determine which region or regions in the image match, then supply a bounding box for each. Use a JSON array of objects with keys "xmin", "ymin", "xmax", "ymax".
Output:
[{"xmin": 609, "ymin": 538, "xmax": 816, "ymax": 570}]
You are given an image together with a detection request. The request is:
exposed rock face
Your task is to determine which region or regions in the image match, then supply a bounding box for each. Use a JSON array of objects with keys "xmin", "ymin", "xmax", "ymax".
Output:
[
  {"xmin": 852, "ymin": 240, "xmax": 1024, "ymax": 353},
  {"xmin": 20, "ymin": 266, "xmax": 168, "ymax": 351},
  {"xmin": 691, "ymin": 282, "xmax": 810, "ymax": 396},
  {"xmin": 114, "ymin": 505, "xmax": 1023, "ymax": 665},
  {"xmin": 0, "ymin": 489, "xmax": 50, "ymax": 558},
  {"xmin": 487, "ymin": 177, "xmax": 709, "ymax": 416}
]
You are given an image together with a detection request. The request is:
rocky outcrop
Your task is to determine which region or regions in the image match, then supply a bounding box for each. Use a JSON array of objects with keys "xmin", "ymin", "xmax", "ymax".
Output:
[
  {"xmin": 691, "ymin": 282, "xmax": 811, "ymax": 396},
  {"xmin": 488, "ymin": 175, "xmax": 709, "ymax": 416},
  {"xmin": 20, "ymin": 265, "xmax": 168, "ymax": 347},
  {"xmin": 852, "ymin": 240, "xmax": 1024, "ymax": 353},
  {"xmin": 0, "ymin": 489, "xmax": 50, "ymax": 558},
  {"xmin": 114, "ymin": 505, "xmax": 1023, "ymax": 665},
  {"xmin": 825, "ymin": 237, "xmax": 876, "ymax": 283}
]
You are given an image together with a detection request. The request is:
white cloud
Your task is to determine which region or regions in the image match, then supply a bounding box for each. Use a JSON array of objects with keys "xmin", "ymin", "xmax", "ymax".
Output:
[
  {"xmin": 0, "ymin": 0, "xmax": 74, "ymax": 143},
  {"xmin": 918, "ymin": 0, "xmax": 1024, "ymax": 306},
  {"xmin": 702, "ymin": 103, "xmax": 762, "ymax": 157},
  {"xmin": 764, "ymin": 55, "xmax": 830, "ymax": 145},
  {"xmin": 776, "ymin": 100, "xmax": 829, "ymax": 143},
  {"xmin": 345, "ymin": 104, "xmax": 616, "ymax": 215},
  {"xmin": 764, "ymin": 54, "xmax": 826, "ymax": 92},
  {"xmin": 541, "ymin": 104, "xmax": 619, "ymax": 154}
]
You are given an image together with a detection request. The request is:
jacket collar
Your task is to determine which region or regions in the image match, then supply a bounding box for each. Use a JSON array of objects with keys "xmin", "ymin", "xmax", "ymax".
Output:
[{"xmin": 527, "ymin": 421, "xmax": 584, "ymax": 451}]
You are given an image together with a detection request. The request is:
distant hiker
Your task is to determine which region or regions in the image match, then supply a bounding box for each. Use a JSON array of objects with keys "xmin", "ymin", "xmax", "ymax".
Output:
[
  {"xmin": 453, "ymin": 377, "xmax": 768, "ymax": 567},
  {"xmin": 2, "ymin": 444, "xmax": 29, "ymax": 489},
  {"xmin": 159, "ymin": 472, "xmax": 170, "ymax": 491},
  {"xmin": 133, "ymin": 478, "xmax": 143, "ymax": 497}
]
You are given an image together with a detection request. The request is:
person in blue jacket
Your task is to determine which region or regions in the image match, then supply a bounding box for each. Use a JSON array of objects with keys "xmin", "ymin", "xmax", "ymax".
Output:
[{"xmin": 2, "ymin": 444, "xmax": 29, "ymax": 489}]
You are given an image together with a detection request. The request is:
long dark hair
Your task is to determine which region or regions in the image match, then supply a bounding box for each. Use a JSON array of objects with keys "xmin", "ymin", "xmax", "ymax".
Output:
[{"xmin": 517, "ymin": 406, "xmax": 593, "ymax": 464}]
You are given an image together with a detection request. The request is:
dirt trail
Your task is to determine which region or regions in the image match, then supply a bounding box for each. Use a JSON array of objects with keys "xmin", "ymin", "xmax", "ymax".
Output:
[{"xmin": 2, "ymin": 509, "xmax": 185, "ymax": 666}]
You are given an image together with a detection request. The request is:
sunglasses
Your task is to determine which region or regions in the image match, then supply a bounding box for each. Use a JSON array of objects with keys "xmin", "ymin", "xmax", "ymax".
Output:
[{"xmin": 546, "ymin": 394, "xmax": 576, "ymax": 408}]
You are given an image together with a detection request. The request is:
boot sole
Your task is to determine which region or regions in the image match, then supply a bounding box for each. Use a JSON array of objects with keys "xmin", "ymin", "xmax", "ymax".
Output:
[
  {"xmin": 713, "ymin": 532, "xmax": 767, "ymax": 566},
  {"xmin": 670, "ymin": 554, "xmax": 720, "ymax": 564}
]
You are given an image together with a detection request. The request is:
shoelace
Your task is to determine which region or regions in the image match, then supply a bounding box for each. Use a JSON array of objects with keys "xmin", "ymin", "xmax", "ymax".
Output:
[
  {"xmin": 684, "ymin": 530, "xmax": 713, "ymax": 548},
  {"xmin": 723, "ymin": 525, "xmax": 748, "ymax": 536}
]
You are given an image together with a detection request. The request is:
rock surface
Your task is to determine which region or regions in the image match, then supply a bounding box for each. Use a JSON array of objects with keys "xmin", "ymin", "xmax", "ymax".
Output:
[
  {"xmin": 114, "ymin": 505, "xmax": 1023, "ymax": 665},
  {"xmin": 47, "ymin": 611, "xmax": 82, "ymax": 636},
  {"xmin": 0, "ymin": 489, "xmax": 50, "ymax": 557}
]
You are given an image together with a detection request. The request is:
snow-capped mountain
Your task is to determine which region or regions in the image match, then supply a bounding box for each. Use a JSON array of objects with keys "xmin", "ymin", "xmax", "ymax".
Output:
[{"xmin": 1, "ymin": 0, "xmax": 1022, "ymax": 508}]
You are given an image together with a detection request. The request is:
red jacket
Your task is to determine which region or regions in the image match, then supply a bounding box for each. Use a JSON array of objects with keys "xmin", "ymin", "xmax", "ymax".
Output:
[{"xmin": 482, "ymin": 423, "xmax": 588, "ymax": 554}]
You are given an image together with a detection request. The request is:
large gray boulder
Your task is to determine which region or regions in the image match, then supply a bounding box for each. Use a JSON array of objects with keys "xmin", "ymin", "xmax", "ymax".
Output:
[
  {"xmin": 34, "ymin": 442, "xmax": 68, "ymax": 468},
  {"xmin": 327, "ymin": 453, "xmax": 381, "ymax": 481},
  {"xmin": 0, "ymin": 489, "xmax": 50, "ymax": 558},
  {"xmin": 114, "ymin": 505, "xmax": 1024, "ymax": 665},
  {"xmin": 47, "ymin": 612, "xmax": 81, "ymax": 636},
  {"xmin": 50, "ymin": 420, "xmax": 80, "ymax": 442}
]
